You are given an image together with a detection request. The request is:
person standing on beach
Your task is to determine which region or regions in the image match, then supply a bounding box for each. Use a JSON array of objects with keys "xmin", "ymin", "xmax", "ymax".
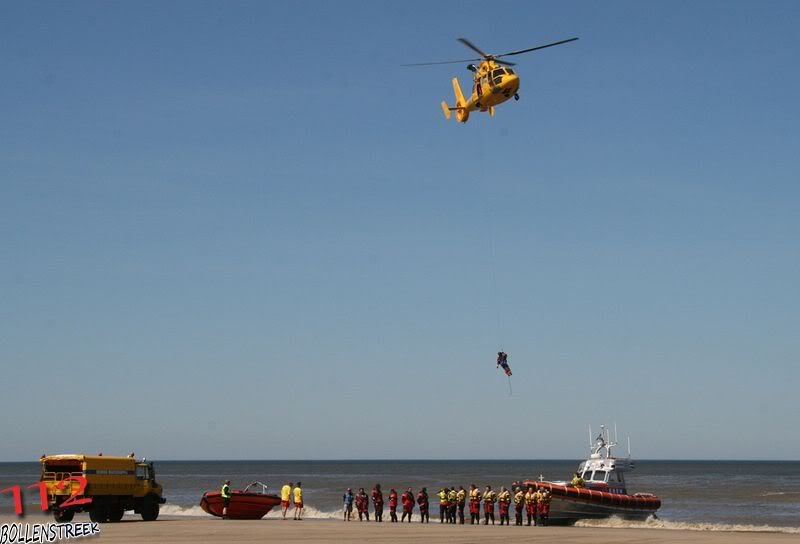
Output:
[
  {"xmin": 356, "ymin": 488, "xmax": 370, "ymax": 521},
  {"xmin": 354, "ymin": 490, "xmax": 363, "ymax": 520},
  {"xmin": 281, "ymin": 481, "xmax": 293, "ymax": 520},
  {"xmin": 293, "ymin": 481, "xmax": 304, "ymax": 520},
  {"xmin": 532, "ymin": 487, "xmax": 544, "ymax": 526},
  {"xmin": 539, "ymin": 489, "xmax": 551, "ymax": 526},
  {"xmin": 456, "ymin": 486, "xmax": 467, "ymax": 524},
  {"xmin": 436, "ymin": 488, "xmax": 448, "ymax": 523},
  {"xmin": 388, "ymin": 488, "xmax": 398, "ymax": 522},
  {"xmin": 469, "ymin": 484, "xmax": 481, "ymax": 524},
  {"xmin": 416, "ymin": 487, "xmax": 429, "ymax": 523},
  {"xmin": 447, "ymin": 487, "xmax": 458, "ymax": 523},
  {"xmin": 400, "ymin": 488, "xmax": 414, "ymax": 522},
  {"xmin": 497, "ymin": 486, "xmax": 511, "ymax": 525},
  {"xmin": 513, "ymin": 486, "xmax": 524, "ymax": 526},
  {"xmin": 371, "ymin": 484, "xmax": 384, "ymax": 522},
  {"xmin": 482, "ymin": 485, "xmax": 496, "ymax": 525},
  {"xmin": 524, "ymin": 486, "xmax": 535, "ymax": 526},
  {"xmin": 220, "ymin": 480, "xmax": 232, "ymax": 519},
  {"xmin": 343, "ymin": 488, "xmax": 354, "ymax": 522}
]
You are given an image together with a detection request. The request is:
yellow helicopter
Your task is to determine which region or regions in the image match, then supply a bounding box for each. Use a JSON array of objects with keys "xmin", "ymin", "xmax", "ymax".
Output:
[{"xmin": 404, "ymin": 37, "xmax": 578, "ymax": 123}]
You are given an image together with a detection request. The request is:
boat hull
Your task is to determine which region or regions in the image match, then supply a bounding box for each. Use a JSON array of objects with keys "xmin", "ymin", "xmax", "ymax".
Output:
[
  {"xmin": 199, "ymin": 491, "xmax": 282, "ymax": 520},
  {"xmin": 523, "ymin": 480, "xmax": 660, "ymax": 525}
]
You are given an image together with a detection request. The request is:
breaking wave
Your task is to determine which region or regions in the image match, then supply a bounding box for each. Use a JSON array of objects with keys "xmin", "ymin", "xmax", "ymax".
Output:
[
  {"xmin": 291, "ymin": 505, "xmax": 341, "ymax": 520},
  {"xmin": 760, "ymin": 491, "xmax": 800, "ymax": 497},
  {"xmin": 158, "ymin": 504, "xmax": 208, "ymax": 517},
  {"xmin": 575, "ymin": 516, "xmax": 800, "ymax": 534}
]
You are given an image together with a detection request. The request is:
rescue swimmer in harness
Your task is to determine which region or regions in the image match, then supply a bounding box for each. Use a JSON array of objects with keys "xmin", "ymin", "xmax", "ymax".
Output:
[{"xmin": 496, "ymin": 351, "xmax": 512, "ymax": 376}]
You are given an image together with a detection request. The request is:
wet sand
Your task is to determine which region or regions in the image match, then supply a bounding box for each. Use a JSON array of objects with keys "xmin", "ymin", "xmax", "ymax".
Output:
[{"xmin": 2, "ymin": 514, "xmax": 798, "ymax": 543}]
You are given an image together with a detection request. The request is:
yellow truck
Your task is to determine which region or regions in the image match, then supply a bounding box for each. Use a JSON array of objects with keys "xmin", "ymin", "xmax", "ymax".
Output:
[{"xmin": 40, "ymin": 454, "xmax": 165, "ymax": 522}]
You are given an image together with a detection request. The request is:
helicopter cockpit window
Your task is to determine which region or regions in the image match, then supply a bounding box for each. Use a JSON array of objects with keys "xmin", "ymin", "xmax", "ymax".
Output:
[
  {"xmin": 506, "ymin": 68, "xmax": 515, "ymax": 75},
  {"xmin": 492, "ymin": 69, "xmax": 504, "ymax": 78}
]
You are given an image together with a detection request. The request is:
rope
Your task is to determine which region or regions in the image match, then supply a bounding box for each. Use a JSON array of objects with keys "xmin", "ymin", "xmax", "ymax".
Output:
[
  {"xmin": 480, "ymin": 146, "xmax": 502, "ymax": 349},
  {"xmin": 477, "ymin": 128, "xmax": 509, "ymax": 395}
]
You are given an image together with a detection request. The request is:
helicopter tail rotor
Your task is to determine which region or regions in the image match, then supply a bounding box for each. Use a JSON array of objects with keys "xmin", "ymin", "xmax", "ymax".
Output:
[
  {"xmin": 451, "ymin": 78, "xmax": 469, "ymax": 123},
  {"xmin": 440, "ymin": 101, "xmax": 452, "ymax": 120},
  {"xmin": 452, "ymin": 78, "xmax": 467, "ymax": 107},
  {"xmin": 441, "ymin": 78, "xmax": 469, "ymax": 122}
]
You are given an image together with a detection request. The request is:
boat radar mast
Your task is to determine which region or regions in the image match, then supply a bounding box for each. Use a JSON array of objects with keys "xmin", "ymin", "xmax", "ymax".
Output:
[{"xmin": 588, "ymin": 424, "xmax": 630, "ymax": 460}]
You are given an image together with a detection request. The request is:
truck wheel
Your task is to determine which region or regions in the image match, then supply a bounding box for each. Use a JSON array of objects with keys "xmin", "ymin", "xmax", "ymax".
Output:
[
  {"xmin": 109, "ymin": 505, "xmax": 125, "ymax": 522},
  {"xmin": 54, "ymin": 510, "xmax": 75, "ymax": 522},
  {"xmin": 140, "ymin": 496, "xmax": 159, "ymax": 521},
  {"xmin": 89, "ymin": 501, "xmax": 109, "ymax": 523}
]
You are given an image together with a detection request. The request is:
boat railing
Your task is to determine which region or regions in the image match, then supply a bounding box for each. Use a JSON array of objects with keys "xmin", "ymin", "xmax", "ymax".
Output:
[{"xmin": 242, "ymin": 481, "xmax": 270, "ymax": 494}]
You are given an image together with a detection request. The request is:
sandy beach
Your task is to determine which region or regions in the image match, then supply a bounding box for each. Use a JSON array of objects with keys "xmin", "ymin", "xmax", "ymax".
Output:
[{"xmin": 3, "ymin": 514, "xmax": 799, "ymax": 544}]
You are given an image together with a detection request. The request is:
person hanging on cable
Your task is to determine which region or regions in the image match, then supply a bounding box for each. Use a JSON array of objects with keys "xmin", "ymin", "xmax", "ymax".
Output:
[{"xmin": 496, "ymin": 351, "xmax": 512, "ymax": 376}]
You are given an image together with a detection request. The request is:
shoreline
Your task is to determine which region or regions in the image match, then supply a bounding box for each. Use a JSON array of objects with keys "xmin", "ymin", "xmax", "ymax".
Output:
[{"xmin": 2, "ymin": 514, "xmax": 800, "ymax": 543}]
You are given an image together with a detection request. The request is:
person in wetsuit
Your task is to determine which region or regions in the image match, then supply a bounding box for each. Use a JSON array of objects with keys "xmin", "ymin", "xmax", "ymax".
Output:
[
  {"xmin": 388, "ymin": 488, "xmax": 398, "ymax": 522},
  {"xmin": 497, "ymin": 352, "xmax": 512, "ymax": 376},
  {"xmin": 416, "ymin": 487, "xmax": 429, "ymax": 523},
  {"xmin": 371, "ymin": 484, "xmax": 383, "ymax": 522}
]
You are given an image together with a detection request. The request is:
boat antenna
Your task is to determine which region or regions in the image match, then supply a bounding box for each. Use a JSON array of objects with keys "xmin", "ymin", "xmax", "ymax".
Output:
[
  {"xmin": 588, "ymin": 425, "xmax": 593, "ymax": 452},
  {"xmin": 614, "ymin": 422, "xmax": 618, "ymax": 444},
  {"xmin": 627, "ymin": 436, "xmax": 631, "ymax": 458}
]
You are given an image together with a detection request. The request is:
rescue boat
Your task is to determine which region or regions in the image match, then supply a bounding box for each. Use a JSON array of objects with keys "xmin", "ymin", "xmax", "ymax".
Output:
[
  {"xmin": 200, "ymin": 481, "xmax": 281, "ymax": 520},
  {"xmin": 520, "ymin": 426, "xmax": 661, "ymax": 525}
]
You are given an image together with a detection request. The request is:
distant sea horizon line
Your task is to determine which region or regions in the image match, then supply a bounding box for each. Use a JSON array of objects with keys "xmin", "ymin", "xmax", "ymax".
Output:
[{"xmin": 3, "ymin": 457, "xmax": 799, "ymax": 463}]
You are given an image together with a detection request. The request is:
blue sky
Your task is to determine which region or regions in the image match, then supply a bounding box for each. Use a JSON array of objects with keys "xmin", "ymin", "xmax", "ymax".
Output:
[{"xmin": 1, "ymin": 1, "xmax": 798, "ymax": 461}]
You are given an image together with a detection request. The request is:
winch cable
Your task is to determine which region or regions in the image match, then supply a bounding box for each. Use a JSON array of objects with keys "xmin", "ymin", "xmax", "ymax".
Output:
[{"xmin": 477, "ymin": 129, "xmax": 511, "ymax": 397}]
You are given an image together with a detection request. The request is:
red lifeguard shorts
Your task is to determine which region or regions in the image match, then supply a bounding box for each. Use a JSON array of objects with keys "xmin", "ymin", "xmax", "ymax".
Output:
[
  {"xmin": 281, "ymin": 500, "xmax": 290, "ymax": 508},
  {"xmin": 539, "ymin": 503, "xmax": 549, "ymax": 515}
]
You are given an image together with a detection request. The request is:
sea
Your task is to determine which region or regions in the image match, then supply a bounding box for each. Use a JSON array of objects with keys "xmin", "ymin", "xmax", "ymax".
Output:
[{"xmin": 2, "ymin": 460, "xmax": 798, "ymax": 533}]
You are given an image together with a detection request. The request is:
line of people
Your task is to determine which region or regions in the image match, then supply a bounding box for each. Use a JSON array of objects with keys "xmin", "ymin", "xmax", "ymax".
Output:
[
  {"xmin": 342, "ymin": 485, "xmax": 425, "ymax": 522},
  {"xmin": 341, "ymin": 483, "xmax": 551, "ymax": 526}
]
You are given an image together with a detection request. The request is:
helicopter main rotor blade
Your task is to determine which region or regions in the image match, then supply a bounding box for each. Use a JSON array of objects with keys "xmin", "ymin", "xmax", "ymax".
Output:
[
  {"xmin": 457, "ymin": 37, "xmax": 490, "ymax": 58},
  {"xmin": 402, "ymin": 36, "xmax": 576, "ymax": 67},
  {"xmin": 401, "ymin": 57, "xmax": 514, "ymax": 67},
  {"xmin": 401, "ymin": 57, "xmax": 482, "ymax": 67},
  {"xmin": 495, "ymin": 37, "xmax": 579, "ymax": 59}
]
